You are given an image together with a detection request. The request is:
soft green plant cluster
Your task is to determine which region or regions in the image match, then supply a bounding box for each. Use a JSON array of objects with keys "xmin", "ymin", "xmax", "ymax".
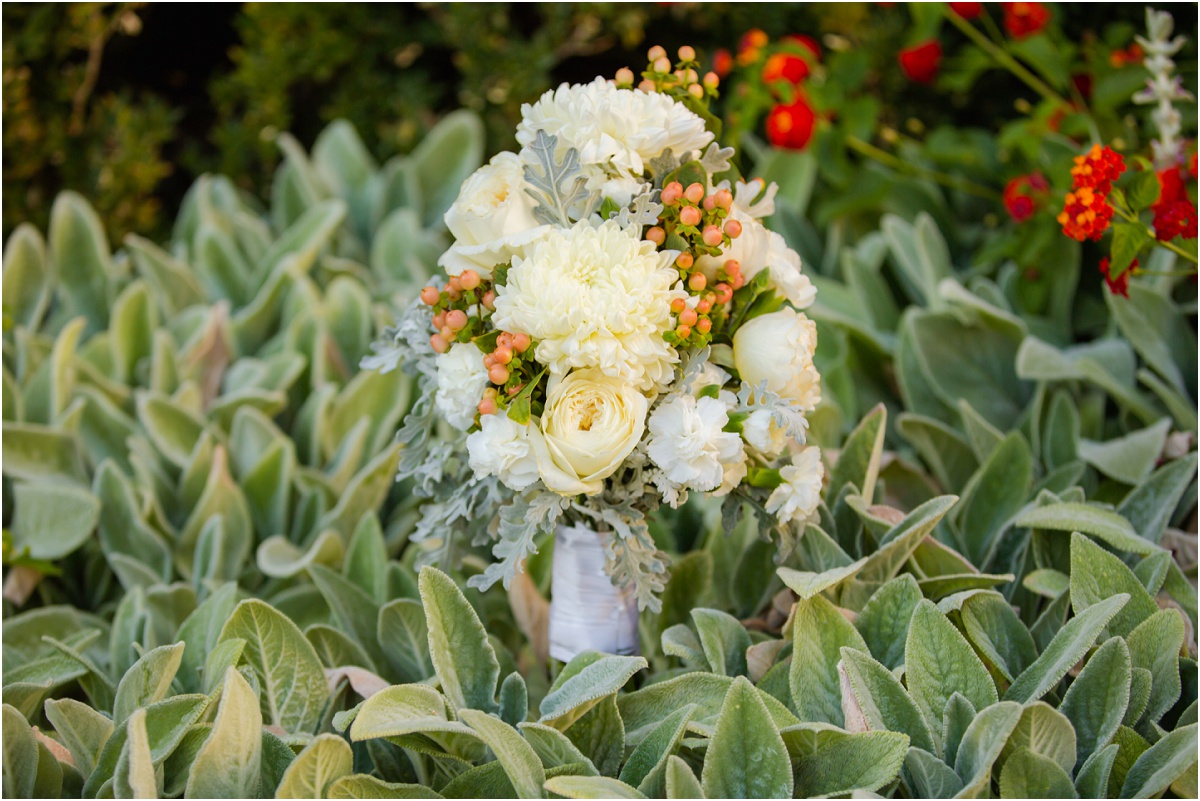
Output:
[{"xmin": 3, "ymin": 112, "xmax": 1198, "ymax": 798}]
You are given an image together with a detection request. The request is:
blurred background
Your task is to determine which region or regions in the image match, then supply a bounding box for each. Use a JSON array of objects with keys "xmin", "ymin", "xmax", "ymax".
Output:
[{"xmin": 5, "ymin": 2, "xmax": 1195, "ymax": 244}]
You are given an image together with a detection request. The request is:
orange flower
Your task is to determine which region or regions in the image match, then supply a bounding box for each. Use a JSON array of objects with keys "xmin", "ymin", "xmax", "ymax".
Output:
[
  {"xmin": 1003, "ymin": 2, "xmax": 1050, "ymax": 38},
  {"xmin": 1069, "ymin": 144, "xmax": 1126, "ymax": 194},
  {"xmin": 1058, "ymin": 186, "xmax": 1115, "ymax": 241}
]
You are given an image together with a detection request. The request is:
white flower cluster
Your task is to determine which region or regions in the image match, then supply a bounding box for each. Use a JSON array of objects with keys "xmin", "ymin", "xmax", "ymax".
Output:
[
  {"xmin": 1133, "ymin": 7, "xmax": 1194, "ymax": 168},
  {"xmin": 377, "ymin": 65, "xmax": 827, "ymax": 601}
]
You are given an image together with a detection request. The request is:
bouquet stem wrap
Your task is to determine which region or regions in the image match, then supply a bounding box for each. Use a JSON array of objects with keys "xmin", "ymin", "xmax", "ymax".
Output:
[{"xmin": 549, "ymin": 523, "xmax": 640, "ymax": 661}]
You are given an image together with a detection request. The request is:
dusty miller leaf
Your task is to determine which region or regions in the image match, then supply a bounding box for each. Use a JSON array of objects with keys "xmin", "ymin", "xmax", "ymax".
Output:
[{"xmin": 523, "ymin": 129, "xmax": 594, "ymax": 226}]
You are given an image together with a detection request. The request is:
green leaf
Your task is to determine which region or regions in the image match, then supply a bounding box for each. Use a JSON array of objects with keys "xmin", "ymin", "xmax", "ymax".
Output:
[
  {"xmin": 942, "ymin": 694, "xmax": 976, "ymax": 771},
  {"xmin": 112, "ymin": 642, "xmax": 185, "ymax": 723},
  {"xmin": 1108, "ymin": 222, "xmax": 1152, "ymax": 278},
  {"xmin": 617, "ymin": 673, "xmax": 797, "ymax": 746},
  {"xmin": 905, "ymin": 600, "xmax": 998, "ymax": 741},
  {"xmin": 1125, "ymin": 169, "xmax": 1161, "ymax": 209},
  {"xmin": 1126, "ymin": 609, "xmax": 1185, "ymax": 725},
  {"xmin": 1015, "ymin": 503, "xmax": 1162, "ymax": 556},
  {"xmin": 175, "ymin": 582, "xmax": 239, "ymax": 693},
  {"xmin": 3, "ymin": 224, "xmax": 50, "ymax": 330},
  {"xmin": 459, "ymin": 709, "xmax": 546, "ymax": 799},
  {"xmin": 999, "ymin": 747, "xmax": 1079, "ymax": 799},
  {"xmin": 544, "ymin": 776, "xmax": 646, "ymax": 799},
  {"xmin": 348, "ymin": 683, "xmax": 474, "ymax": 742},
  {"xmin": 1000, "ymin": 701, "xmax": 1076, "ymax": 776},
  {"xmin": 791, "ymin": 594, "xmax": 869, "ymax": 726},
  {"xmin": 1077, "ymin": 419, "xmax": 1172, "ymax": 486},
  {"xmin": 43, "ymin": 697, "xmax": 114, "ymax": 777},
  {"xmin": 839, "ymin": 648, "xmax": 935, "ymax": 753},
  {"xmin": 540, "ymin": 654, "xmax": 647, "ymax": 724},
  {"xmin": 1075, "ymin": 744, "xmax": 1119, "ymax": 799},
  {"xmin": 1060, "ymin": 637, "xmax": 1131, "ymax": 768},
  {"xmin": 959, "ymin": 592, "xmax": 1038, "ymax": 683},
  {"xmin": 276, "ymin": 733, "xmax": 354, "ymax": 798},
  {"xmin": 420, "ymin": 566, "xmax": 500, "ymax": 713},
  {"xmin": 1119, "ymin": 454, "xmax": 1198, "ymax": 546},
  {"xmin": 411, "ymin": 110, "xmax": 484, "ymax": 227},
  {"xmin": 1005, "ymin": 593, "xmax": 1130, "ymax": 703},
  {"xmin": 218, "ymin": 599, "xmax": 331, "ymax": 733},
  {"xmin": 955, "ymin": 432, "xmax": 1032, "ymax": 568},
  {"xmin": 619, "ymin": 704, "xmax": 694, "ymax": 797},
  {"xmin": 84, "ymin": 694, "xmax": 211, "ymax": 797},
  {"xmin": 49, "ymin": 191, "xmax": 112, "ymax": 329},
  {"xmin": 2, "ymin": 704, "xmax": 38, "ymax": 799},
  {"xmin": 518, "ymin": 722, "xmax": 598, "ymax": 774},
  {"xmin": 328, "ymin": 775, "xmax": 445, "ymax": 799},
  {"xmin": 700, "ymin": 676, "xmax": 793, "ymax": 799},
  {"xmin": 881, "ymin": 213, "xmax": 952, "ymax": 306},
  {"xmin": 953, "ymin": 701, "xmax": 1023, "ymax": 794},
  {"xmin": 904, "ymin": 746, "xmax": 963, "ymax": 797},
  {"xmin": 256, "ymin": 531, "xmax": 345, "ymax": 579},
  {"xmin": 1119, "ymin": 723, "xmax": 1198, "ymax": 798},
  {"xmin": 859, "ymin": 495, "xmax": 959, "ymax": 584},
  {"xmin": 378, "ymin": 599, "xmax": 434, "ymax": 684},
  {"xmin": 113, "ymin": 708, "xmax": 157, "ymax": 799},
  {"xmin": 10, "ymin": 481, "xmax": 100, "ymax": 560},
  {"xmin": 309, "ymin": 563, "xmax": 387, "ymax": 670},
  {"xmin": 781, "ymin": 725, "xmax": 909, "ymax": 798},
  {"xmin": 344, "ymin": 513, "xmax": 389, "ymax": 603},
  {"xmin": 185, "ymin": 668, "xmax": 263, "ymax": 798},
  {"xmin": 665, "ymin": 755, "xmax": 704, "ymax": 800},
  {"xmin": 562, "ymin": 695, "xmax": 625, "ymax": 779},
  {"xmin": 690, "ymin": 609, "xmax": 751, "ymax": 677},
  {"xmin": 829, "ymin": 403, "xmax": 886, "ymax": 504},
  {"xmin": 1070, "ymin": 533, "xmax": 1159, "ymax": 637},
  {"xmin": 777, "ymin": 558, "xmax": 868, "ymax": 603},
  {"xmin": 854, "ymin": 574, "xmax": 923, "ymax": 670}
]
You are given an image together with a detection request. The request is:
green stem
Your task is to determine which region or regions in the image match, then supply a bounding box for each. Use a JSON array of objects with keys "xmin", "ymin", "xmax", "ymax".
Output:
[
  {"xmin": 1112, "ymin": 205, "xmax": 1200, "ymax": 265},
  {"xmin": 945, "ymin": 11, "xmax": 1072, "ymax": 110},
  {"xmin": 1135, "ymin": 269, "xmax": 1197, "ymax": 277},
  {"xmin": 845, "ymin": 135, "xmax": 1002, "ymax": 201}
]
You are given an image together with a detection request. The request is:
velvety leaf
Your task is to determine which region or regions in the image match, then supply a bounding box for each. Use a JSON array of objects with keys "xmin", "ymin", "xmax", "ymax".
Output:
[
  {"xmin": 518, "ymin": 722, "xmax": 598, "ymax": 774},
  {"xmin": 690, "ymin": 608, "xmax": 751, "ymax": 677},
  {"xmin": 791, "ymin": 594, "xmax": 869, "ymax": 726},
  {"xmin": 700, "ymin": 676, "xmax": 793, "ymax": 799},
  {"xmin": 1060, "ymin": 637, "xmax": 1131, "ymax": 769},
  {"xmin": 999, "ymin": 747, "xmax": 1078, "ymax": 799},
  {"xmin": 276, "ymin": 733, "xmax": 354, "ymax": 798},
  {"xmin": 854, "ymin": 574, "xmax": 923, "ymax": 670},
  {"xmin": 839, "ymin": 647, "xmax": 935, "ymax": 752},
  {"xmin": 1119, "ymin": 723, "xmax": 1198, "ymax": 798},
  {"xmin": 1070, "ymin": 533, "xmax": 1159, "ymax": 638},
  {"xmin": 1118, "ymin": 453, "xmax": 1198, "ymax": 546},
  {"xmin": 420, "ymin": 566, "xmax": 500, "ymax": 713},
  {"xmin": 459, "ymin": 709, "xmax": 545, "ymax": 799},
  {"xmin": 185, "ymin": 668, "xmax": 263, "ymax": 798},
  {"xmin": 2, "ymin": 703, "xmax": 39, "ymax": 799},
  {"xmin": 10, "ymin": 481, "xmax": 100, "ymax": 560},
  {"xmin": 1015, "ymin": 503, "xmax": 1162, "ymax": 556},
  {"xmin": 828, "ymin": 403, "xmax": 886, "ymax": 504},
  {"xmin": 777, "ymin": 558, "xmax": 868, "ymax": 602},
  {"xmin": 42, "ymin": 697, "xmax": 115, "ymax": 777},
  {"xmin": 1126, "ymin": 609, "xmax": 1185, "ymax": 725},
  {"xmin": 942, "ymin": 693, "xmax": 976, "ymax": 769},
  {"xmin": 1005, "ymin": 593, "xmax": 1129, "ymax": 704},
  {"xmin": 1000, "ymin": 701, "xmax": 1076, "ymax": 776},
  {"xmin": 328, "ymin": 775, "xmax": 446, "ymax": 799},
  {"xmin": 665, "ymin": 755, "xmax": 704, "ymax": 800},
  {"xmin": 953, "ymin": 701, "xmax": 1023, "ymax": 794},
  {"xmin": 540, "ymin": 654, "xmax": 646, "ymax": 724},
  {"xmin": 905, "ymin": 600, "xmax": 997, "ymax": 741},
  {"xmin": 955, "ymin": 432, "xmax": 1032, "ymax": 568},
  {"xmin": 112, "ymin": 641, "xmax": 185, "ymax": 723},
  {"xmin": 49, "ymin": 191, "xmax": 112, "ymax": 328},
  {"xmin": 544, "ymin": 776, "xmax": 646, "ymax": 799},
  {"xmin": 904, "ymin": 746, "xmax": 963, "ymax": 798},
  {"xmin": 1078, "ymin": 419, "xmax": 1171, "ymax": 486},
  {"xmin": 113, "ymin": 708, "xmax": 157, "ymax": 799},
  {"xmin": 377, "ymin": 599, "xmax": 434, "ymax": 684},
  {"xmin": 619, "ymin": 704, "xmax": 694, "ymax": 796},
  {"xmin": 1075, "ymin": 743, "xmax": 1119, "ymax": 799},
  {"xmin": 959, "ymin": 592, "xmax": 1038, "ymax": 683},
  {"xmin": 562, "ymin": 695, "xmax": 625, "ymax": 779}
]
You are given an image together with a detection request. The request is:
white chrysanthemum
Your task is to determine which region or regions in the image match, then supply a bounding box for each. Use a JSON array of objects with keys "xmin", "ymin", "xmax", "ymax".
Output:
[
  {"xmin": 647, "ymin": 394, "xmax": 745, "ymax": 497},
  {"xmin": 766, "ymin": 446, "xmax": 824, "ymax": 527},
  {"xmin": 492, "ymin": 221, "xmax": 687, "ymax": 392},
  {"xmin": 435, "ymin": 343, "xmax": 489, "ymax": 429},
  {"xmin": 466, "ymin": 414, "xmax": 540, "ymax": 491},
  {"xmin": 517, "ymin": 78, "xmax": 714, "ymax": 179}
]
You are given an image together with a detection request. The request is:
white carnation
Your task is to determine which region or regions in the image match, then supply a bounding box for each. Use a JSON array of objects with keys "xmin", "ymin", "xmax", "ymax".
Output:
[
  {"xmin": 743, "ymin": 408, "xmax": 788, "ymax": 458},
  {"xmin": 466, "ymin": 414, "xmax": 541, "ymax": 491},
  {"xmin": 435, "ymin": 343, "xmax": 489, "ymax": 429},
  {"xmin": 492, "ymin": 220, "xmax": 686, "ymax": 392},
  {"xmin": 647, "ymin": 394, "xmax": 745, "ymax": 497},
  {"xmin": 766, "ymin": 447, "xmax": 824, "ymax": 527},
  {"xmin": 441, "ymin": 152, "xmax": 551, "ymax": 278},
  {"xmin": 517, "ymin": 78, "xmax": 714, "ymax": 182}
]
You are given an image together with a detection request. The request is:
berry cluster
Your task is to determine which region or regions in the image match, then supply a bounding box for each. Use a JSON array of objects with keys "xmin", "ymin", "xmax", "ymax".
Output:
[
  {"xmin": 649, "ymin": 182, "xmax": 747, "ymax": 348},
  {"xmin": 617, "ymin": 46, "xmax": 719, "ymax": 104},
  {"xmin": 478, "ymin": 331, "xmax": 536, "ymax": 416},
  {"xmin": 420, "ymin": 269, "xmax": 494, "ymax": 353}
]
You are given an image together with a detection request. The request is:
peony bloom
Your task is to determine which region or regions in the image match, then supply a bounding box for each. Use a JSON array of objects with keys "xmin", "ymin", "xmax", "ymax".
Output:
[
  {"xmin": 1003, "ymin": 2, "xmax": 1050, "ymax": 38},
  {"xmin": 647, "ymin": 394, "xmax": 745, "ymax": 497},
  {"xmin": 733, "ymin": 307, "xmax": 821, "ymax": 411},
  {"xmin": 766, "ymin": 96, "xmax": 817, "ymax": 150},
  {"xmin": 533, "ymin": 369, "xmax": 648, "ymax": 496},
  {"xmin": 766, "ymin": 447, "xmax": 824, "ymax": 527},
  {"xmin": 949, "ymin": 2, "xmax": 984, "ymax": 18},
  {"xmin": 492, "ymin": 220, "xmax": 686, "ymax": 392},
  {"xmin": 1098, "ymin": 256, "xmax": 1134, "ymax": 298},
  {"xmin": 516, "ymin": 77, "xmax": 713, "ymax": 185},
  {"xmin": 467, "ymin": 413, "xmax": 541, "ymax": 491},
  {"xmin": 441, "ymin": 152, "xmax": 551, "ymax": 278},
  {"xmin": 899, "ymin": 40, "xmax": 942, "ymax": 84},
  {"xmin": 435, "ymin": 343, "xmax": 490, "ymax": 429}
]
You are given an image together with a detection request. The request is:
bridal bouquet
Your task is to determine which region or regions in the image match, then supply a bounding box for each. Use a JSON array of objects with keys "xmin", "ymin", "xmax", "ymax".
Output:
[{"xmin": 365, "ymin": 46, "xmax": 823, "ymax": 616}]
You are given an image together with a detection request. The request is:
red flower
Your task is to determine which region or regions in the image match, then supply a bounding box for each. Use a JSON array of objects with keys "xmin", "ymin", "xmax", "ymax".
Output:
[
  {"xmin": 783, "ymin": 34, "xmax": 822, "ymax": 61},
  {"xmin": 712, "ymin": 48, "xmax": 734, "ymax": 78},
  {"xmin": 763, "ymin": 53, "xmax": 809, "ymax": 85},
  {"xmin": 899, "ymin": 40, "xmax": 942, "ymax": 84},
  {"xmin": 1070, "ymin": 144, "xmax": 1126, "ymax": 195},
  {"xmin": 1003, "ymin": 172, "xmax": 1049, "ymax": 222},
  {"xmin": 1152, "ymin": 168, "xmax": 1198, "ymax": 241},
  {"xmin": 950, "ymin": 2, "xmax": 984, "ymax": 18},
  {"xmin": 1109, "ymin": 43, "xmax": 1144, "ymax": 68},
  {"xmin": 1058, "ymin": 187, "xmax": 1115, "ymax": 241},
  {"xmin": 766, "ymin": 97, "xmax": 817, "ymax": 150},
  {"xmin": 739, "ymin": 28, "xmax": 769, "ymax": 66},
  {"xmin": 1099, "ymin": 257, "xmax": 1134, "ymax": 297},
  {"xmin": 1003, "ymin": 2, "xmax": 1050, "ymax": 38}
]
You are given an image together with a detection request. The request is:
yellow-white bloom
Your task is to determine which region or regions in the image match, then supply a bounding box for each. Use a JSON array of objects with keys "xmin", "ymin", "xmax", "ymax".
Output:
[
  {"xmin": 733, "ymin": 308, "xmax": 821, "ymax": 411},
  {"xmin": 517, "ymin": 78, "xmax": 713, "ymax": 180},
  {"xmin": 493, "ymin": 220, "xmax": 686, "ymax": 392},
  {"xmin": 441, "ymin": 152, "xmax": 551, "ymax": 278},
  {"xmin": 743, "ymin": 409, "xmax": 789, "ymax": 458},
  {"xmin": 766, "ymin": 446, "xmax": 824, "ymax": 527},
  {"xmin": 532, "ymin": 369, "xmax": 648, "ymax": 496}
]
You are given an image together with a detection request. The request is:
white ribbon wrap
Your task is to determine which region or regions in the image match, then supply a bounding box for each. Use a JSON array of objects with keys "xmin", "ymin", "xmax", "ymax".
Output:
[{"xmin": 548, "ymin": 523, "xmax": 641, "ymax": 662}]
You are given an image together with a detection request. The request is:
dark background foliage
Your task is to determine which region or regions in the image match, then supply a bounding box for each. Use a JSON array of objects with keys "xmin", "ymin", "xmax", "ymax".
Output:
[{"xmin": 3, "ymin": 2, "xmax": 1194, "ymax": 244}]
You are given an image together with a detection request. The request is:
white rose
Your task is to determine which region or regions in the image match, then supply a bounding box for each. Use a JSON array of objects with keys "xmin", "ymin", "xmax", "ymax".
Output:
[
  {"xmin": 743, "ymin": 409, "xmax": 788, "ymax": 458},
  {"xmin": 440, "ymin": 152, "xmax": 551, "ymax": 278},
  {"xmin": 435, "ymin": 343, "xmax": 489, "ymax": 429},
  {"xmin": 531, "ymin": 369, "xmax": 648, "ymax": 496},
  {"xmin": 764, "ymin": 232, "xmax": 816, "ymax": 309},
  {"xmin": 766, "ymin": 447, "xmax": 824, "ymax": 527},
  {"xmin": 466, "ymin": 414, "xmax": 541, "ymax": 491},
  {"xmin": 733, "ymin": 307, "xmax": 821, "ymax": 411},
  {"xmin": 647, "ymin": 394, "xmax": 745, "ymax": 494}
]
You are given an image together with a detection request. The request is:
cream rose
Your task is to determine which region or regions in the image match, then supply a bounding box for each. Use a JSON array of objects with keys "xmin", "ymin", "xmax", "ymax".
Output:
[
  {"xmin": 440, "ymin": 152, "xmax": 551, "ymax": 278},
  {"xmin": 733, "ymin": 307, "xmax": 821, "ymax": 411},
  {"xmin": 531, "ymin": 369, "xmax": 648, "ymax": 496}
]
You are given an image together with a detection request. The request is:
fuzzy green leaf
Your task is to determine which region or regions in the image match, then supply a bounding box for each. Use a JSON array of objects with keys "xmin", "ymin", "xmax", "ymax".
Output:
[{"xmin": 701, "ymin": 676, "xmax": 793, "ymax": 799}]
